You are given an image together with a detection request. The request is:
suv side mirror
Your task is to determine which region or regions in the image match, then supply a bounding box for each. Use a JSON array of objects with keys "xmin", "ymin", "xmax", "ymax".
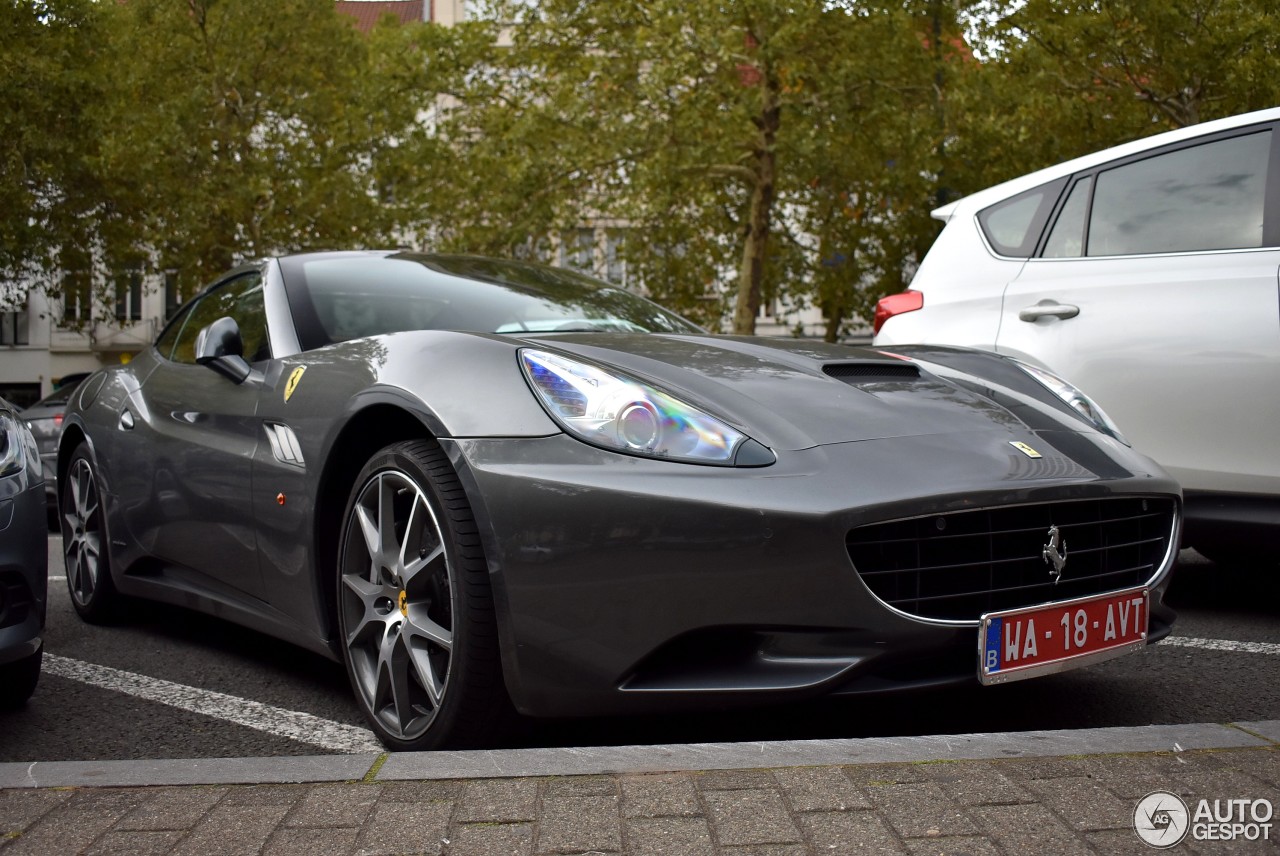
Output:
[{"xmin": 195, "ymin": 316, "xmax": 252, "ymax": 384}]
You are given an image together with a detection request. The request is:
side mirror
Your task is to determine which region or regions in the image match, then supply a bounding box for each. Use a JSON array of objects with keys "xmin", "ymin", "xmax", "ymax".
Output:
[{"xmin": 195, "ymin": 316, "xmax": 252, "ymax": 384}]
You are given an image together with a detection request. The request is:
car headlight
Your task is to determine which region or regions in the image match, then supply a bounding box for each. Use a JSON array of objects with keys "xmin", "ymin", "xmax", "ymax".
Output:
[
  {"xmin": 520, "ymin": 349, "xmax": 774, "ymax": 466},
  {"xmin": 1015, "ymin": 360, "xmax": 1129, "ymax": 444},
  {"xmin": 0, "ymin": 412, "xmax": 39, "ymax": 478}
]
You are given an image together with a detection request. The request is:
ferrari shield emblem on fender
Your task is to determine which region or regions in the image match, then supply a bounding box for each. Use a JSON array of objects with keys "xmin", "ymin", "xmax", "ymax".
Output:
[
  {"xmin": 1010, "ymin": 440, "xmax": 1042, "ymax": 459},
  {"xmin": 284, "ymin": 366, "xmax": 307, "ymax": 402}
]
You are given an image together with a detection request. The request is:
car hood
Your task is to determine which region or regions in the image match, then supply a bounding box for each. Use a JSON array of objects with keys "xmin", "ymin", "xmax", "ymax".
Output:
[{"xmin": 515, "ymin": 333, "xmax": 1042, "ymax": 452}]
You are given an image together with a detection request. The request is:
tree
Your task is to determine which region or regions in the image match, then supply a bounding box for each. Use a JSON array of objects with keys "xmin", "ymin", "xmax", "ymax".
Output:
[
  {"xmin": 463, "ymin": 0, "xmax": 945, "ymax": 335},
  {"xmin": 86, "ymin": 0, "xmax": 404, "ymax": 296},
  {"xmin": 953, "ymin": 0, "xmax": 1280, "ymax": 191},
  {"xmin": 0, "ymin": 0, "xmax": 103, "ymax": 302}
]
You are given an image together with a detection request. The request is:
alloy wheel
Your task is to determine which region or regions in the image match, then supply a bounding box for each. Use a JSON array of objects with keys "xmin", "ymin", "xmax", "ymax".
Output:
[
  {"xmin": 339, "ymin": 469, "xmax": 454, "ymax": 741},
  {"xmin": 64, "ymin": 457, "xmax": 103, "ymax": 608}
]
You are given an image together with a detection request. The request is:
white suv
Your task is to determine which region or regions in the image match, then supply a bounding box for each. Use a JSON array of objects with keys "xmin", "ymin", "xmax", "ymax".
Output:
[{"xmin": 875, "ymin": 106, "xmax": 1280, "ymax": 564}]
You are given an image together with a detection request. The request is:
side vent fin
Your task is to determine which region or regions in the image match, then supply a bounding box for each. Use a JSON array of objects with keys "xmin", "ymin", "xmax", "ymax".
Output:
[{"xmin": 264, "ymin": 422, "xmax": 306, "ymax": 467}]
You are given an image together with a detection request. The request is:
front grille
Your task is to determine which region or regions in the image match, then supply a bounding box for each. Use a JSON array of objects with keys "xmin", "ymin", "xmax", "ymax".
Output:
[{"xmin": 846, "ymin": 497, "xmax": 1176, "ymax": 621}]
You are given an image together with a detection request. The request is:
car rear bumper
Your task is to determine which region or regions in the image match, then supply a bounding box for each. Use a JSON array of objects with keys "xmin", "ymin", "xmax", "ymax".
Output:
[{"xmin": 449, "ymin": 431, "xmax": 1181, "ymax": 718}]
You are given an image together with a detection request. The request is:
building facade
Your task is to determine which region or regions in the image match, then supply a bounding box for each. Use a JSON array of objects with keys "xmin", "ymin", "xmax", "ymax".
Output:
[{"xmin": 0, "ymin": 272, "xmax": 175, "ymax": 408}]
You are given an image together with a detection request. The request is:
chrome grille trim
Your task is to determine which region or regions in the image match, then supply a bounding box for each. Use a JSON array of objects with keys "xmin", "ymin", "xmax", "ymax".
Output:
[{"xmin": 846, "ymin": 496, "xmax": 1179, "ymax": 625}]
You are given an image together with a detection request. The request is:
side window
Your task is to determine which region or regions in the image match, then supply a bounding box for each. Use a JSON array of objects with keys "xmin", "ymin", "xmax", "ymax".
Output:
[
  {"xmin": 1043, "ymin": 176, "xmax": 1094, "ymax": 259},
  {"xmin": 977, "ymin": 178, "xmax": 1067, "ymax": 258},
  {"xmin": 167, "ymin": 273, "xmax": 270, "ymax": 365},
  {"xmin": 1087, "ymin": 130, "xmax": 1272, "ymax": 257}
]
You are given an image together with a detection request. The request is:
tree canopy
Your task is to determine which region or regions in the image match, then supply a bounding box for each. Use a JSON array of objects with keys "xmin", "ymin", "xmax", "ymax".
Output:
[{"xmin": 3, "ymin": 0, "xmax": 1278, "ymax": 334}]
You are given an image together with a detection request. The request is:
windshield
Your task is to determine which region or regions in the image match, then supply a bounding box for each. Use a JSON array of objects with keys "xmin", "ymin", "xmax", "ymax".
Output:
[{"xmin": 281, "ymin": 253, "xmax": 701, "ymax": 351}]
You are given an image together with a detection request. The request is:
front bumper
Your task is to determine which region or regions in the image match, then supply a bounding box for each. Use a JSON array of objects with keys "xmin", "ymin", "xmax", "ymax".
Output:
[
  {"xmin": 0, "ymin": 479, "xmax": 49, "ymax": 667},
  {"xmin": 448, "ymin": 429, "xmax": 1180, "ymax": 718}
]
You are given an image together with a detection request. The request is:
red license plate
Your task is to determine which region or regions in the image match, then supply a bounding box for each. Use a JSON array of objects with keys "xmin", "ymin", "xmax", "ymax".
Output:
[{"xmin": 979, "ymin": 587, "xmax": 1149, "ymax": 685}]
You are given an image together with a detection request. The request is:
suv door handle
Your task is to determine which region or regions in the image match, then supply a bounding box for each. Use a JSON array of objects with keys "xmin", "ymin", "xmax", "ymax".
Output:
[{"xmin": 1019, "ymin": 301, "xmax": 1080, "ymax": 322}]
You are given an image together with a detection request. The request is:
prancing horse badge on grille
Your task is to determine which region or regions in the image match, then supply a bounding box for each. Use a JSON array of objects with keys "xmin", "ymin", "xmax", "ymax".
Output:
[{"xmin": 1042, "ymin": 525, "xmax": 1067, "ymax": 582}]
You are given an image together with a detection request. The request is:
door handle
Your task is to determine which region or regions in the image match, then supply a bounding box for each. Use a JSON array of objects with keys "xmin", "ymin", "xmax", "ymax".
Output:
[
  {"xmin": 118, "ymin": 408, "xmax": 135, "ymax": 430},
  {"xmin": 1019, "ymin": 301, "xmax": 1080, "ymax": 322}
]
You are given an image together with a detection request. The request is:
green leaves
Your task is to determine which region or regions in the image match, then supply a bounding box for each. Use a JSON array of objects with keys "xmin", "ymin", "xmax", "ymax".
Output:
[
  {"xmin": 4, "ymin": 0, "xmax": 1279, "ymax": 331},
  {"xmin": 0, "ymin": 0, "xmax": 102, "ymax": 295}
]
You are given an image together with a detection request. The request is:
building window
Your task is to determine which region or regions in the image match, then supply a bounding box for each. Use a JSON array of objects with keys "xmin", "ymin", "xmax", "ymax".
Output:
[
  {"xmin": 562, "ymin": 228, "xmax": 596, "ymax": 273},
  {"xmin": 62, "ymin": 270, "xmax": 92, "ymax": 325},
  {"xmin": 164, "ymin": 271, "xmax": 183, "ymax": 319},
  {"xmin": 115, "ymin": 270, "xmax": 143, "ymax": 322},
  {"xmin": 604, "ymin": 229, "xmax": 627, "ymax": 287},
  {"xmin": 0, "ymin": 309, "xmax": 29, "ymax": 345}
]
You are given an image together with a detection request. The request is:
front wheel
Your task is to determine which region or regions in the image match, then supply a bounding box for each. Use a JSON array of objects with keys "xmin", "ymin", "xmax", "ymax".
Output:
[{"xmin": 337, "ymin": 439, "xmax": 510, "ymax": 750}]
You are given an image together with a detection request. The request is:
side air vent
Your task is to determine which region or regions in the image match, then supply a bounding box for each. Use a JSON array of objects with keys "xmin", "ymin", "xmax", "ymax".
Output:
[{"xmin": 823, "ymin": 363, "xmax": 921, "ymax": 384}]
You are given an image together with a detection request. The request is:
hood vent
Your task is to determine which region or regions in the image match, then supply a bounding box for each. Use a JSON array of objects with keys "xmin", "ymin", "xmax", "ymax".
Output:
[{"xmin": 823, "ymin": 362, "xmax": 920, "ymax": 384}]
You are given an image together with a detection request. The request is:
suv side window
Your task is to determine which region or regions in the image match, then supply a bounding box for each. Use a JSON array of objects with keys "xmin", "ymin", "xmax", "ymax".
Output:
[
  {"xmin": 1042, "ymin": 176, "xmax": 1094, "ymax": 258},
  {"xmin": 1086, "ymin": 130, "xmax": 1272, "ymax": 257},
  {"xmin": 977, "ymin": 178, "xmax": 1067, "ymax": 258},
  {"xmin": 162, "ymin": 272, "xmax": 270, "ymax": 364}
]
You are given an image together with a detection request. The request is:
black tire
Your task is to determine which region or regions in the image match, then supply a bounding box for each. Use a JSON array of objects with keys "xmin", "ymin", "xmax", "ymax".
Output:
[
  {"xmin": 61, "ymin": 444, "xmax": 122, "ymax": 623},
  {"xmin": 336, "ymin": 439, "xmax": 511, "ymax": 750},
  {"xmin": 0, "ymin": 646, "xmax": 42, "ymax": 709}
]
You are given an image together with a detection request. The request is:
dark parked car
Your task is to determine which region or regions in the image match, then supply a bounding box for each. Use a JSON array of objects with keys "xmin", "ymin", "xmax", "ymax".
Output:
[
  {"xmin": 21, "ymin": 373, "xmax": 88, "ymax": 513},
  {"xmin": 59, "ymin": 252, "xmax": 1181, "ymax": 749},
  {"xmin": 0, "ymin": 396, "xmax": 47, "ymax": 708}
]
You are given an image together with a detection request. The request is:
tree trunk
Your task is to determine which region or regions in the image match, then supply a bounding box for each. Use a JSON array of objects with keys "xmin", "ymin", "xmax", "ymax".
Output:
[
  {"xmin": 823, "ymin": 304, "xmax": 844, "ymax": 343},
  {"xmin": 731, "ymin": 77, "xmax": 780, "ymax": 336}
]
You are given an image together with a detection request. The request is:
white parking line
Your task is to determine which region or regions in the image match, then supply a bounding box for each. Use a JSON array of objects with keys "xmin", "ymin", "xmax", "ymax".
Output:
[
  {"xmin": 42, "ymin": 654, "xmax": 381, "ymax": 754},
  {"xmin": 48, "ymin": 575, "xmax": 66, "ymax": 581},
  {"xmin": 37, "ymin": 637, "xmax": 1271, "ymax": 757},
  {"xmin": 1161, "ymin": 636, "xmax": 1280, "ymax": 656}
]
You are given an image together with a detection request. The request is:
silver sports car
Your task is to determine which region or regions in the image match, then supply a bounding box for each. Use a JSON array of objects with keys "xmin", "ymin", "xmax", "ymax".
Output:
[{"xmin": 59, "ymin": 252, "xmax": 1181, "ymax": 749}]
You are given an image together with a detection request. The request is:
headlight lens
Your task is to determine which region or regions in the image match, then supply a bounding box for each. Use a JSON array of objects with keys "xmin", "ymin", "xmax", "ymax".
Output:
[
  {"xmin": 520, "ymin": 349, "xmax": 770, "ymax": 465},
  {"xmin": 0, "ymin": 412, "xmax": 39, "ymax": 478},
  {"xmin": 1015, "ymin": 360, "xmax": 1128, "ymax": 444}
]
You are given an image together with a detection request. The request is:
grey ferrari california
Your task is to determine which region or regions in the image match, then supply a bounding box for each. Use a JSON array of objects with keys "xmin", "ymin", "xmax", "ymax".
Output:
[{"xmin": 59, "ymin": 251, "xmax": 1180, "ymax": 750}]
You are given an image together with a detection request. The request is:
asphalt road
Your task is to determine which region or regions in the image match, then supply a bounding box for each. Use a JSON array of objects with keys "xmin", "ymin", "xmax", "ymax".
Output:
[{"xmin": 3, "ymin": 536, "xmax": 1277, "ymax": 762}]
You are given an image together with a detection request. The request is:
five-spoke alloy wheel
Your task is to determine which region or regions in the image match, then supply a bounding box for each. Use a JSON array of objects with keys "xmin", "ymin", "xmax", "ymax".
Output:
[{"xmin": 337, "ymin": 440, "xmax": 507, "ymax": 750}]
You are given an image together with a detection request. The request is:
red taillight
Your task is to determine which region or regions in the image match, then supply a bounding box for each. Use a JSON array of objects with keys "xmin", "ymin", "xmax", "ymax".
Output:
[
  {"xmin": 53, "ymin": 413, "xmax": 64, "ymax": 428},
  {"xmin": 873, "ymin": 290, "xmax": 924, "ymax": 335}
]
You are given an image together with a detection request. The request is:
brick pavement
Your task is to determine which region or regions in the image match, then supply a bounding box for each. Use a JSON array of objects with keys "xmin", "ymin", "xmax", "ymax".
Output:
[{"xmin": 2, "ymin": 745, "xmax": 1278, "ymax": 855}]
